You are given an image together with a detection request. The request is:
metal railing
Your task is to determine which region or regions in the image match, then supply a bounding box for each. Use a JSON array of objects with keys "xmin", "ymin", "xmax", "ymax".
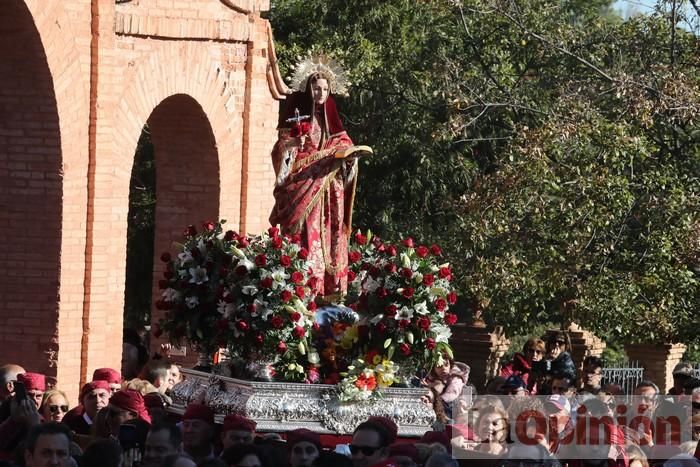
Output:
[{"xmin": 601, "ymin": 361, "xmax": 644, "ymax": 397}]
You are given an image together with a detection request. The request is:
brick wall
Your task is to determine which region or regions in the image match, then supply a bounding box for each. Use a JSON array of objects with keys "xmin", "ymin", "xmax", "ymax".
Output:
[{"xmin": 0, "ymin": 0, "xmax": 286, "ymax": 403}]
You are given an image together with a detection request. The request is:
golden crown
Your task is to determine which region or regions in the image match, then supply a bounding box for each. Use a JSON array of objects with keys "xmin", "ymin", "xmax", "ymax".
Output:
[{"xmin": 288, "ymin": 53, "xmax": 350, "ymax": 96}]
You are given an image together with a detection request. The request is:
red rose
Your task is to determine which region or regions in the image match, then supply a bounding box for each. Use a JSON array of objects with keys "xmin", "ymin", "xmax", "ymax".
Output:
[
  {"xmin": 224, "ymin": 230, "xmax": 236, "ymax": 241},
  {"xmin": 376, "ymin": 287, "xmax": 389, "ymax": 298},
  {"xmin": 398, "ymin": 319, "xmax": 410, "ymax": 329},
  {"xmin": 247, "ymin": 303, "xmax": 256, "ymax": 314},
  {"xmin": 298, "ymin": 248, "xmax": 309, "ymax": 259},
  {"xmin": 439, "ymin": 267, "xmax": 452, "ymax": 280},
  {"xmin": 276, "ymin": 341, "xmax": 287, "ymax": 353},
  {"xmin": 158, "ymin": 279, "xmax": 168, "ymax": 290},
  {"xmin": 377, "ymin": 322, "xmax": 388, "ymax": 334},
  {"xmin": 185, "ymin": 225, "xmax": 197, "ymax": 237},
  {"xmin": 347, "ymin": 270, "xmax": 357, "ymax": 282},
  {"xmin": 417, "ymin": 317, "xmax": 431, "ymax": 331},
  {"xmin": 235, "ymin": 265, "xmax": 248, "ymax": 277},
  {"xmin": 290, "ymin": 233, "xmax": 302, "ymax": 244},
  {"xmin": 402, "ymin": 268, "xmax": 413, "ymax": 279},
  {"xmin": 295, "ymin": 286, "xmax": 305, "ymax": 298},
  {"xmin": 260, "ymin": 277, "xmax": 273, "ymax": 289},
  {"xmin": 425, "ymin": 338, "xmax": 436, "ymax": 350},
  {"xmin": 382, "ymin": 263, "xmax": 396, "ymax": 274},
  {"xmin": 416, "ymin": 245, "xmax": 429, "ymax": 258},
  {"xmin": 348, "ymin": 251, "xmax": 361, "ymax": 264},
  {"xmin": 434, "ymin": 298, "xmax": 447, "ymax": 312},
  {"xmin": 236, "ymin": 320, "xmax": 248, "ymax": 332},
  {"xmin": 445, "ymin": 313, "xmax": 458, "ymax": 325},
  {"xmin": 354, "ymin": 232, "xmax": 368, "ymax": 245},
  {"xmin": 402, "ymin": 237, "xmax": 415, "ymax": 248},
  {"xmin": 160, "ymin": 252, "xmax": 171, "ymax": 263},
  {"xmin": 423, "ymin": 274, "xmax": 435, "ymax": 286},
  {"xmin": 291, "ymin": 312, "xmax": 301, "ymax": 322},
  {"xmin": 203, "ymin": 221, "xmax": 216, "ymax": 232},
  {"xmin": 164, "ymin": 270, "xmax": 174, "ymax": 279},
  {"xmin": 369, "ymin": 266, "xmax": 381, "ymax": 278},
  {"xmin": 255, "ymin": 254, "xmax": 267, "ymax": 267},
  {"xmin": 385, "ymin": 304, "xmax": 398, "ymax": 317},
  {"xmin": 291, "ymin": 271, "xmax": 304, "ymax": 284},
  {"xmin": 447, "ymin": 291, "xmax": 458, "ymax": 304},
  {"xmin": 387, "ymin": 245, "xmax": 398, "ymax": 256},
  {"xmin": 268, "ymin": 226, "xmax": 280, "ymax": 238},
  {"xmin": 307, "ymin": 301, "xmax": 317, "ymax": 312},
  {"xmin": 271, "ymin": 236, "xmax": 283, "ymax": 249},
  {"xmin": 254, "ymin": 334, "xmax": 264, "ymax": 346},
  {"xmin": 293, "ymin": 326, "xmax": 306, "ymax": 338},
  {"xmin": 271, "ymin": 315, "xmax": 284, "ymax": 329},
  {"xmin": 281, "ymin": 290, "xmax": 293, "ymax": 302},
  {"xmin": 280, "ymin": 255, "xmax": 292, "ymax": 267},
  {"xmin": 430, "ymin": 244, "xmax": 442, "ymax": 256},
  {"xmin": 307, "ymin": 276, "xmax": 319, "ymax": 290},
  {"xmin": 399, "ymin": 343, "xmax": 412, "ymax": 356},
  {"xmin": 402, "ymin": 287, "xmax": 415, "ymax": 299},
  {"xmin": 238, "ymin": 237, "xmax": 250, "ymax": 247}
]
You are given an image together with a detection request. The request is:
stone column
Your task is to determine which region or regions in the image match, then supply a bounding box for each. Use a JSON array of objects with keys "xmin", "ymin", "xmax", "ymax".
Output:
[
  {"xmin": 451, "ymin": 322, "xmax": 510, "ymax": 392},
  {"xmin": 624, "ymin": 343, "xmax": 687, "ymax": 394}
]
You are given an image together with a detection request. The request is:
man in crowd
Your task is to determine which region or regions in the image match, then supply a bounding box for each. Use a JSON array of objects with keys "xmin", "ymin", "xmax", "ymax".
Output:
[
  {"xmin": 544, "ymin": 394, "xmax": 573, "ymax": 456},
  {"xmin": 105, "ymin": 389, "xmax": 151, "ymax": 437},
  {"xmin": 0, "ymin": 364, "xmax": 25, "ymax": 402},
  {"xmin": 350, "ymin": 418, "xmax": 393, "ymax": 467},
  {"xmin": 167, "ymin": 364, "xmax": 182, "ymax": 393},
  {"xmin": 18, "ymin": 373, "xmax": 46, "ymax": 410},
  {"xmin": 580, "ymin": 356, "xmax": 604, "ymax": 395},
  {"xmin": 143, "ymin": 422, "xmax": 182, "ymax": 467},
  {"xmin": 181, "ymin": 403, "xmax": 216, "ymax": 464},
  {"xmin": 92, "ymin": 367, "xmax": 122, "ymax": 394},
  {"xmin": 63, "ymin": 380, "xmax": 111, "ymax": 435},
  {"xmin": 24, "ymin": 423, "xmax": 73, "ymax": 467},
  {"xmin": 669, "ymin": 363, "xmax": 695, "ymax": 396},
  {"xmin": 221, "ymin": 413, "xmax": 256, "ymax": 449}
]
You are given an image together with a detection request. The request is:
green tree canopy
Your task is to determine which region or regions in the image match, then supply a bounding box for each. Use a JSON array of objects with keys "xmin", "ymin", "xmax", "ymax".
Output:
[{"xmin": 269, "ymin": 0, "xmax": 700, "ymax": 344}]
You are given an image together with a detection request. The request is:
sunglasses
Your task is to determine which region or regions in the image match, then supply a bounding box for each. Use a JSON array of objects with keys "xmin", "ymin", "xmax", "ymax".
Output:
[
  {"xmin": 49, "ymin": 405, "xmax": 69, "ymax": 414},
  {"xmin": 349, "ymin": 445, "xmax": 381, "ymax": 456}
]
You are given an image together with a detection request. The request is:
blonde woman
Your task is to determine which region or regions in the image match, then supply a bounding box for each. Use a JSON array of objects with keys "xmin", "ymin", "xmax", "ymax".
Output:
[
  {"xmin": 475, "ymin": 405, "xmax": 509, "ymax": 456},
  {"xmin": 40, "ymin": 389, "xmax": 70, "ymax": 423}
]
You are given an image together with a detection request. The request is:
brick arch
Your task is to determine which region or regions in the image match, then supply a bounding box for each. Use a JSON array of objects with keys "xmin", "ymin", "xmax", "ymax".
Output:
[
  {"xmin": 0, "ymin": 1, "xmax": 89, "ymax": 391},
  {"xmin": 145, "ymin": 94, "xmax": 221, "ymax": 352}
]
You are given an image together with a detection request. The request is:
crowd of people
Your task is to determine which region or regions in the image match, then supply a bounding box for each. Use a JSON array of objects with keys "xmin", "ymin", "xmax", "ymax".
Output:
[{"xmin": 1, "ymin": 330, "xmax": 699, "ymax": 467}]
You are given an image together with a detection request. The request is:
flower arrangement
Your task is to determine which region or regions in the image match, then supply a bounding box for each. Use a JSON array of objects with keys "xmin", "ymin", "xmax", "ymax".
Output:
[
  {"xmin": 157, "ymin": 222, "xmax": 319, "ymax": 381},
  {"xmin": 346, "ymin": 230, "xmax": 458, "ymax": 378},
  {"xmin": 337, "ymin": 357, "xmax": 398, "ymax": 402}
]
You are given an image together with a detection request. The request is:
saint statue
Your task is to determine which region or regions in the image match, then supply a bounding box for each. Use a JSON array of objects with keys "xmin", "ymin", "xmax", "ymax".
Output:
[{"xmin": 269, "ymin": 55, "xmax": 371, "ymax": 300}]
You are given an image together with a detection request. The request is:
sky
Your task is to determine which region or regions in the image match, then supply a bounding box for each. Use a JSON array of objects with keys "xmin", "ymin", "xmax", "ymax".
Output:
[{"xmin": 613, "ymin": 0, "xmax": 698, "ymax": 30}]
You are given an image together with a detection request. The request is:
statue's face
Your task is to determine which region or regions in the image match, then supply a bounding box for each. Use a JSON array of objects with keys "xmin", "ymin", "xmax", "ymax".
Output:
[{"xmin": 311, "ymin": 78, "xmax": 330, "ymax": 105}]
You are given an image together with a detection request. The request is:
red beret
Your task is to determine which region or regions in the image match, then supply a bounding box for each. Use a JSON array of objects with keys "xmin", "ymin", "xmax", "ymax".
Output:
[
  {"xmin": 80, "ymin": 380, "xmax": 111, "ymax": 401},
  {"xmin": 389, "ymin": 443, "xmax": 418, "ymax": 461},
  {"xmin": 92, "ymin": 368, "xmax": 121, "ymax": 385},
  {"xmin": 286, "ymin": 428, "xmax": 321, "ymax": 449},
  {"xmin": 367, "ymin": 416, "xmax": 398, "ymax": 444},
  {"xmin": 110, "ymin": 389, "xmax": 151, "ymax": 424},
  {"xmin": 419, "ymin": 430, "xmax": 450, "ymax": 449},
  {"xmin": 18, "ymin": 373, "xmax": 46, "ymax": 392},
  {"xmin": 183, "ymin": 403, "xmax": 215, "ymax": 425},
  {"xmin": 222, "ymin": 413, "xmax": 255, "ymax": 433}
]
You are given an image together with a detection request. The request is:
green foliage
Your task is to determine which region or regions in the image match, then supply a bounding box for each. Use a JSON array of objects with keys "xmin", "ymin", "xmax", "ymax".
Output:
[
  {"xmin": 271, "ymin": 0, "xmax": 700, "ymax": 344},
  {"xmin": 124, "ymin": 127, "xmax": 156, "ymax": 330}
]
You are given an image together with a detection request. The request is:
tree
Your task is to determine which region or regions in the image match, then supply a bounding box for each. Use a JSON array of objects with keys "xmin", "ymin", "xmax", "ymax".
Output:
[{"xmin": 270, "ymin": 0, "xmax": 700, "ymax": 344}]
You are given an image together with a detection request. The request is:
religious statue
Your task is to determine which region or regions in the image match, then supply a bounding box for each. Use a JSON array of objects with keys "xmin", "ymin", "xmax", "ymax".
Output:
[{"xmin": 269, "ymin": 55, "xmax": 371, "ymax": 300}]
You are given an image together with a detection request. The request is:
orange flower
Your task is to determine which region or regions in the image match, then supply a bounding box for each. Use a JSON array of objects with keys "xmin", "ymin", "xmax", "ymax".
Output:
[{"xmin": 354, "ymin": 373, "xmax": 377, "ymax": 391}]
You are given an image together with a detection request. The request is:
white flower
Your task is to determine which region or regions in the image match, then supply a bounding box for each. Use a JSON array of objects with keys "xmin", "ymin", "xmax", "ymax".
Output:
[
  {"xmin": 217, "ymin": 300, "xmax": 234, "ymax": 317},
  {"xmin": 162, "ymin": 288, "xmax": 181, "ymax": 302},
  {"xmin": 197, "ymin": 238, "xmax": 207, "ymax": 256},
  {"xmin": 308, "ymin": 352, "xmax": 320, "ymax": 365},
  {"xmin": 185, "ymin": 296, "xmax": 199, "ymax": 309},
  {"xmin": 363, "ymin": 275, "xmax": 381, "ymax": 293},
  {"xmin": 432, "ymin": 323, "xmax": 452, "ymax": 343},
  {"xmin": 270, "ymin": 267, "xmax": 290, "ymax": 290},
  {"xmin": 428, "ymin": 286, "xmax": 448, "ymax": 300},
  {"xmin": 395, "ymin": 306, "xmax": 414, "ymax": 321},
  {"xmin": 413, "ymin": 301, "xmax": 429, "ymax": 315},
  {"xmin": 369, "ymin": 313, "xmax": 384, "ymax": 325},
  {"xmin": 241, "ymin": 285, "xmax": 258, "ymax": 296},
  {"xmin": 177, "ymin": 268, "xmax": 188, "ymax": 279},
  {"xmin": 286, "ymin": 243, "xmax": 301, "ymax": 255},
  {"xmin": 413, "ymin": 272, "xmax": 424, "ymax": 284},
  {"xmin": 188, "ymin": 266, "xmax": 209, "ymax": 284},
  {"xmin": 230, "ymin": 246, "xmax": 247, "ymax": 259},
  {"xmin": 178, "ymin": 250, "xmax": 193, "ymax": 264},
  {"xmin": 400, "ymin": 253, "xmax": 412, "ymax": 269},
  {"xmin": 260, "ymin": 308, "xmax": 274, "ymax": 321}
]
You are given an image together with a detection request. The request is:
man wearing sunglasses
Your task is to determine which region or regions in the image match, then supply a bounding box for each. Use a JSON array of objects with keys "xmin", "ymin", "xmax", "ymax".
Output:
[{"xmin": 349, "ymin": 419, "xmax": 393, "ymax": 467}]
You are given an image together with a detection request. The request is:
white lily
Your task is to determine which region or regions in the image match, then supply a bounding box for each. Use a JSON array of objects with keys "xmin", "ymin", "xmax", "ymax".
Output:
[
  {"xmin": 414, "ymin": 301, "xmax": 429, "ymax": 315},
  {"xmin": 188, "ymin": 266, "xmax": 209, "ymax": 284},
  {"xmin": 185, "ymin": 296, "xmax": 199, "ymax": 309},
  {"xmin": 162, "ymin": 288, "xmax": 181, "ymax": 302}
]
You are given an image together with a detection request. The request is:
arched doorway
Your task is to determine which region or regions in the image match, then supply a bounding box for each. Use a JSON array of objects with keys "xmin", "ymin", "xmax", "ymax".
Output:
[
  {"xmin": 123, "ymin": 94, "xmax": 220, "ymax": 370},
  {"xmin": 0, "ymin": 1, "xmax": 62, "ymax": 372}
]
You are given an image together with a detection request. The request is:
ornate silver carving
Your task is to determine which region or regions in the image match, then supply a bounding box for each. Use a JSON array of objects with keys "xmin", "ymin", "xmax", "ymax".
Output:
[{"xmin": 170, "ymin": 369, "xmax": 435, "ymax": 436}]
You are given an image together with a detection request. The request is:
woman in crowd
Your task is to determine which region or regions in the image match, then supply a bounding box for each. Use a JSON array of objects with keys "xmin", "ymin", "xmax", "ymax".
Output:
[
  {"xmin": 475, "ymin": 405, "xmax": 509, "ymax": 457},
  {"xmin": 39, "ymin": 389, "xmax": 70, "ymax": 423}
]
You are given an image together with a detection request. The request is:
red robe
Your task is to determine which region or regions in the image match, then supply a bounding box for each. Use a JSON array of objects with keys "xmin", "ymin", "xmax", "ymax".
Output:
[{"xmin": 269, "ymin": 93, "xmax": 357, "ymax": 298}]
